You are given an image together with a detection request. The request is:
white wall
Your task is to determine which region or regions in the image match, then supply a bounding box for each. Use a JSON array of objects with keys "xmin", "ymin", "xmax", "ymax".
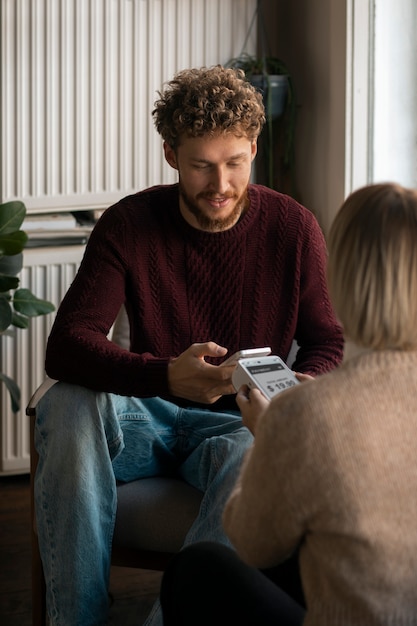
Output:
[{"xmin": 263, "ymin": 0, "xmax": 347, "ymax": 234}]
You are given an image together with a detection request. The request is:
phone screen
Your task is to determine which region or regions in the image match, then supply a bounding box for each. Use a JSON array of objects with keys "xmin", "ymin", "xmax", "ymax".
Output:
[{"xmin": 221, "ymin": 347, "xmax": 271, "ymax": 367}]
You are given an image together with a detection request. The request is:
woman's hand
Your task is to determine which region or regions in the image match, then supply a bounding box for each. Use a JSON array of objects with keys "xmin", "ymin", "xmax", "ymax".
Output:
[
  {"xmin": 235, "ymin": 386, "xmax": 270, "ymax": 435},
  {"xmin": 236, "ymin": 371, "xmax": 314, "ymax": 434},
  {"xmin": 294, "ymin": 372, "xmax": 314, "ymax": 383}
]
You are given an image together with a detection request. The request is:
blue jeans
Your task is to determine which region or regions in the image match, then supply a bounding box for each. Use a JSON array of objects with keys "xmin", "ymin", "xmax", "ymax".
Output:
[{"xmin": 34, "ymin": 382, "xmax": 253, "ymax": 626}]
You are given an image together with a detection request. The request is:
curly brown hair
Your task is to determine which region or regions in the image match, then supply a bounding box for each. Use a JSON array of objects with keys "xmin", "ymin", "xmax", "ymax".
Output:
[{"xmin": 152, "ymin": 65, "xmax": 265, "ymax": 147}]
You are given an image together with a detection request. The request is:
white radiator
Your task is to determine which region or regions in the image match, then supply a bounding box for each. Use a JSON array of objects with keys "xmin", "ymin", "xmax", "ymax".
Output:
[
  {"xmin": 0, "ymin": 0, "xmax": 257, "ymax": 473},
  {"xmin": 1, "ymin": 0, "xmax": 257, "ymax": 214},
  {"xmin": 0, "ymin": 246, "xmax": 85, "ymax": 474}
]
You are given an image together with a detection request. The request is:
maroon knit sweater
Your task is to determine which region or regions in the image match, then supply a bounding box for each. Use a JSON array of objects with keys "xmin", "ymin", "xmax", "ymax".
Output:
[{"xmin": 45, "ymin": 184, "xmax": 343, "ymax": 410}]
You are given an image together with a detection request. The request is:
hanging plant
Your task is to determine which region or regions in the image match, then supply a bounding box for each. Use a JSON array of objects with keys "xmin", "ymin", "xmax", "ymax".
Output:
[
  {"xmin": 227, "ymin": 53, "xmax": 290, "ymax": 118},
  {"xmin": 225, "ymin": 0, "xmax": 297, "ymax": 193}
]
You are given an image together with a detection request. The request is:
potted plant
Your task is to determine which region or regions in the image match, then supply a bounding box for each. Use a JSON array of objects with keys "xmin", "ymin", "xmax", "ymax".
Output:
[
  {"xmin": 226, "ymin": 53, "xmax": 296, "ymax": 192},
  {"xmin": 227, "ymin": 53, "xmax": 290, "ymax": 118},
  {"xmin": 0, "ymin": 200, "xmax": 55, "ymax": 411}
]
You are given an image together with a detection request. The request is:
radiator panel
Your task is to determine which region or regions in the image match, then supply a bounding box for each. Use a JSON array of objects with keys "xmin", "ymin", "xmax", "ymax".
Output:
[
  {"xmin": 1, "ymin": 0, "xmax": 257, "ymax": 213},
  {"xmin": 0, "ymin": 247, "xmax": 85, "ymax": 474}
]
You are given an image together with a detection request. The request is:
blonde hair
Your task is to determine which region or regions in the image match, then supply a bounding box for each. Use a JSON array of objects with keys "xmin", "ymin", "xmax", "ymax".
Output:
[
  {"xmin": 152, "ymin": 65, "xmax": 265, "ymax": 147},
  {"xmin": 327, "ymin": 182, "xmax": 417, "ymax": 350}
]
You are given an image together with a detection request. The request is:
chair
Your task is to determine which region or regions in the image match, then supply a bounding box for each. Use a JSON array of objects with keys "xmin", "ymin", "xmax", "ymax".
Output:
[{"xmin": 28, "ymin": 376, "xmax": 203, "ymax": 626}]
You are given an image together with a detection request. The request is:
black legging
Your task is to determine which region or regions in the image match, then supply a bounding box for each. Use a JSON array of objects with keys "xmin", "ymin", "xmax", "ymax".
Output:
[{"xmin": 160, "ymin": 542, "xmax": 306, "ymax": 626}]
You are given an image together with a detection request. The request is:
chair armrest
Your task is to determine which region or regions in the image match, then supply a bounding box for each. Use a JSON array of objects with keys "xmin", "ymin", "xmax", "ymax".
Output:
[{"xmin": 26, "ymin": 377, "xmax": 58, "ymax": 415}]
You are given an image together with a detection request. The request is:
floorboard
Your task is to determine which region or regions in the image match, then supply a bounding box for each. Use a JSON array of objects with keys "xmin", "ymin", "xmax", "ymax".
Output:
[{"xmin": 0, "ymin": 474, "xmax": 162, "ymax": 625}]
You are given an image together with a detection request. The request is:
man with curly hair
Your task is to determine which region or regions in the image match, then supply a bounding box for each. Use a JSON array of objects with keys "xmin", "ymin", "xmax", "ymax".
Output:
[{"xmin": 34, "ymin": 65, "xmax": 343, "ymax": 625}]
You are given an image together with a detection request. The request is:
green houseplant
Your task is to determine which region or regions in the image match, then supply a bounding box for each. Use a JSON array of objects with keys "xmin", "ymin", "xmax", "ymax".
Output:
[
  {"xmin": 227, "ymin": 53, "xmax": 291, "ymax": 119},
  {"xmin": 225, "ymin": 0, "xmax": 297, "ymax": 193},
  {"xmin": 0, "ymin": 200, "xmax": 55, "ymax": 411},
  {"xmin": 226, "ymin": 52, "xmax": 296, "ymax": 193}
]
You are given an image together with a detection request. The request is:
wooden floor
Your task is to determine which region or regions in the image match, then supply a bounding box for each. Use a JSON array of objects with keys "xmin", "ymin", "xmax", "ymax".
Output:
[{"xmin": 0, "ymin": 474, "xmax": 162, "ymax": 625}]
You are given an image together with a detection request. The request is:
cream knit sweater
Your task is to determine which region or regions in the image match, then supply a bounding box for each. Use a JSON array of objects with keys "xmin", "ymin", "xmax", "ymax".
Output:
[{"xmin": 223, "ymin": 348, "xmax": 417, "ymax": 625}]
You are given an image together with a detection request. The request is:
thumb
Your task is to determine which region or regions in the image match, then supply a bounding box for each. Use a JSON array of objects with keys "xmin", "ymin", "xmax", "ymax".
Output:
[{"xmin": 191, "ymin": 341, "xmax": 228, "ymax": 360}]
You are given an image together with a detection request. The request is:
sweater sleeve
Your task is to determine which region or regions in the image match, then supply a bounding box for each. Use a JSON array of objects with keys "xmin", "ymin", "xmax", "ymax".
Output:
[
  {"xmin": 223, "ymin": 382, "xmax": 320, "ymax": 569},
  {"xmin": 291, "ymin": 205, "xmax": 344, "ymax": 376},
  {"xmin": 44, "ymin": 201, "xmax": 171, "ymax": 398}
]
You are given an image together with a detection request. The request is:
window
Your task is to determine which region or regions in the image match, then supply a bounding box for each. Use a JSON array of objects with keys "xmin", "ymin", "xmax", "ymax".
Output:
[{"xmin": 345, "ymin": 0, "xmax": 417, "ymax": 194}]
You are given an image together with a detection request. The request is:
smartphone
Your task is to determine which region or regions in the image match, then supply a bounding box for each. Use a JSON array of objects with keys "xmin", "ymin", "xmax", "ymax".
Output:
[
  {"xmin": 232, "ymin": 355, "xmax": 299, "ymax": 399},
  {"xmin": 220, "ymin": 347, "xmax": 272, "ymax": 367}
]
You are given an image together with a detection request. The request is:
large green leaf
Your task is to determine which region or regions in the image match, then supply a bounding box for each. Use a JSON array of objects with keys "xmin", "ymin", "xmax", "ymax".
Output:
[
  {"xmin": 0, "ymin": 372, "xmax": 21, "ymax": 412},
  {"xmin": 0, "ymin": 252, "xmax": 23, "ymax": 277},
  {"xmin": 0, "ymin": 275, "xmax": 19, "ymax": 291},
  {"xmin": 0, "ymin": 230, "xmax": 28, "ymax": 256},
  {"xmin": 0, "ymin": 296, "xmax": 13, "ymax": 332},
  {"xmin": 13, "ymin": 288, "xmax": 56, "ymax": 317},
  {"xmin": 0, "ymin": 201, "xmax": 26, "ymax": 234},
  {"xmin": 11, "ymin": 310, "xmax": 29, "ymax": 329}
]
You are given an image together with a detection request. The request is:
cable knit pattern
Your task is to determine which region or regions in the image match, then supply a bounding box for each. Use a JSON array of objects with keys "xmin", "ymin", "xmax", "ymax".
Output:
[
  {"xmin": 45, "ymin": 184, "xmax": 343, "ymax": 407},
  {"xmin": 223, "ymin": 349, "xmax": 417, "ymax": 625}
]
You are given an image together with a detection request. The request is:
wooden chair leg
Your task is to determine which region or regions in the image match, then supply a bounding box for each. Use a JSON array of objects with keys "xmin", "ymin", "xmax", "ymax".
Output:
[
  {"xmin": 30, "ymin": 410, "xmax": 47, "ymax": 626},
  {"xmin": 31, "ymin": 523, "xmax": 47, "ymax": 626}
]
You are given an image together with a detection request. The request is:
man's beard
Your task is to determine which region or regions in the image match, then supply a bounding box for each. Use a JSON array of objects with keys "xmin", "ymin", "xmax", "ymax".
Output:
[{"xmin": 179, "ymin": 183, "xmax": 249, "ymax": 232}]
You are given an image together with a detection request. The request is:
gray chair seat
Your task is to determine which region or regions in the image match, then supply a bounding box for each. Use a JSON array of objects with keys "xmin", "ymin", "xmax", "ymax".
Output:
[{"xmin": 114, "ymin": 477, "xmax": 203, "ymax": 552}]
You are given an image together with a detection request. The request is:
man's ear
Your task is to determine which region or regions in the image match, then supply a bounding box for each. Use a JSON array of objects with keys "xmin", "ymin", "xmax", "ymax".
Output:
[
  {"xmin": 163, "ymin": 142, "xmax": 178, "ymax": 170},
  {"xmin": 251, "ymin": 140, "xmax": 258, "ymax": 161}
]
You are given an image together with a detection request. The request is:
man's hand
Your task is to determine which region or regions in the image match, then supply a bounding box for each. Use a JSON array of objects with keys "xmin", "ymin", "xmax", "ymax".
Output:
[
  {"xmin": 235, "ymin": 386, "xmax": 270, "ymax": 435},
  {"xmin": 167, "ymin": 342, "xmax": 236, "ymax": 404}
]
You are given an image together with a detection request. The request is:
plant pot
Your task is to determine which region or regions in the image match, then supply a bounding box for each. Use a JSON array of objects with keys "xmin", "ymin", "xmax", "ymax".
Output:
[{"xmin": 250, "ymin": 74, "xmax": 289, "ymax": 119}]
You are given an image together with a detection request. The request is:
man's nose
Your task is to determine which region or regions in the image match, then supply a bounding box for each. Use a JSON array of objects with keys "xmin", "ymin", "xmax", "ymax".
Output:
[{"xmin": 209, "ymin": 166, "xmax": 229, "ymax": 194}]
